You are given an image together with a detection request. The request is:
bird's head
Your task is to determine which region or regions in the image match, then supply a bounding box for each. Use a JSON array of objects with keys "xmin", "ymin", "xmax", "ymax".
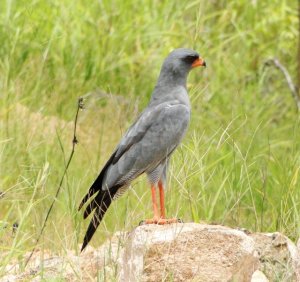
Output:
[
  {"xmin": 157, "ymin": 48, "xmax": 206, "ymax": 87},
  {"xmin": 162, "ymin": 48, "xmax": 206, "ymax": 75}
]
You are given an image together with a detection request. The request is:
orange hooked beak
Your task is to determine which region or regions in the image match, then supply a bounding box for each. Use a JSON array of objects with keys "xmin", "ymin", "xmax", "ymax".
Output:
[{"xmin": 192, "ymin": 57, "xmax": 206, "ymax": 68}]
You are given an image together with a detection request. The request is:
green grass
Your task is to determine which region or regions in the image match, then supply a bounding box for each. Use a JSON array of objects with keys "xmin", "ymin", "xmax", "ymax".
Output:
[{"xmin": 0, "ymin": 0, "xmax": 299, "ymax": 278}]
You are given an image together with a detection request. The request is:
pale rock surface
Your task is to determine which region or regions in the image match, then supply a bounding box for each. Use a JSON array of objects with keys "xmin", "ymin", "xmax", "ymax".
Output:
[
  {"xmin": 250, "ymin": 232, "xmax": 299, "ymax": 281},
  {"xmin": 1, "ymin": 223, "xmax": 299, "ymax": 281},
  {"xmin": 1, "ymin": 232, "xmax": 126, "ymax": 281},
  {"xmin": 119, "ymin": 223, "xmax": 259, "ymax": 282},
  {"xmin": 296, "ymin": 238, "xmax": 300, "ymax": 281},
  {"xmin": 251, "ymin": 270, "xmax": 269, "ymax": 282}
]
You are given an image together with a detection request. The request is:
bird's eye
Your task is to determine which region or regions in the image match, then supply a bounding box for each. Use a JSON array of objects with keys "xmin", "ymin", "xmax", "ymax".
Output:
[{"xmin": 182, "ymin": 55, "xmax": 199, "ymax": 65}]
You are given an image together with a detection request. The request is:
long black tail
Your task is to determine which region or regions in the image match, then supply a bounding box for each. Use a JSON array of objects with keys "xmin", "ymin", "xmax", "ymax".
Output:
[
  {"xmin": 80, "ymin": 185, "xmax": 120, "ymax": 252},
  {"xmin": 78, "ymin": 150, "xmax": 118, "ymax": 211},
  {"xmin": 78, "ymin": 151, "xmax": 120, "ymax": 251}
]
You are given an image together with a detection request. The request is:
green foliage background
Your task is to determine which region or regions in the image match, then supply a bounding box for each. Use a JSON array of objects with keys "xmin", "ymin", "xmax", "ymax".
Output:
[{"xmin": 0, "ymin": 0, "xmax": 299, "ymax": 273}]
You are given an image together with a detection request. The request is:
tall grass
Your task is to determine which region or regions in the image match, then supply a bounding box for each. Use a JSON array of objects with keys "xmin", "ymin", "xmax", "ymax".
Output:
[{"xmin": 0, "ymin": 0, "xmax": 299, "ymax": 277}]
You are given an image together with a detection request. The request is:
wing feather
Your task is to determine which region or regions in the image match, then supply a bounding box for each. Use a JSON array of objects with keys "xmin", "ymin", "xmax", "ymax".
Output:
[{"xmin": 79, "ymin": 104, "xmax": 170, "ymax": 251}]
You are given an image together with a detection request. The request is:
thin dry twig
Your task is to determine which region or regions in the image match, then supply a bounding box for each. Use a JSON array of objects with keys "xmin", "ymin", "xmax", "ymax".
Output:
[
  {"xmin": 24, "ymin": 97, "xmax": 84, "ymax": 268},
  {"xmin": 264, "ymin": 58, "xmax": 300, "ymax": 112}
]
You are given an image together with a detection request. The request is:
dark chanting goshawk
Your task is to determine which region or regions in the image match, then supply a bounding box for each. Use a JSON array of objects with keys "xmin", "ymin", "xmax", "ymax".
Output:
[{"xmin": 78, "ymin": 48, "xmax": 206, "ymax": 251}]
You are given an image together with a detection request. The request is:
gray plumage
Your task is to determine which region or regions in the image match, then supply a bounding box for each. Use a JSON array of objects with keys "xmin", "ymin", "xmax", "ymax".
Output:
[{"xmin": 79, "ymin": 48, "xmax": 202, "ymax": 251}]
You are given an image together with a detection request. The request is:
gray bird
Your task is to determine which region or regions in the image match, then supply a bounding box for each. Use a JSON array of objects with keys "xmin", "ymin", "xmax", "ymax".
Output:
[{"xmin": 79, "ymin": 48, "xmax": 206, "ymax": 251}]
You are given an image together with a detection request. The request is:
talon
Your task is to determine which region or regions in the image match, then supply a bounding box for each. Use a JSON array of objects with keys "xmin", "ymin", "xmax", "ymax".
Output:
[
  {"xmin": 157, "ymin": 218, "xmax": 182, "ymax": 224},
  {"xmin": 140, "ymin": 218, "xmax": 182, "ymax": 225}
]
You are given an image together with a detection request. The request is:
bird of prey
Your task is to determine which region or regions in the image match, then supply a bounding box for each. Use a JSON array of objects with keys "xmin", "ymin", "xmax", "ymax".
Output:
[{"xmin": 79, "ymin": 48, "xmax": 206, "ymax": 251}]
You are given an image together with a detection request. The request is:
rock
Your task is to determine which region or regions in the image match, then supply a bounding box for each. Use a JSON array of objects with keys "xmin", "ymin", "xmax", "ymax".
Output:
[
  {"xmin": 250, "ymin": 232, "xmax": 299, "ymax": 281},
  {"xmin": 1, "ymin": 232, "xmax": 127, "ymax": 281},
  {"xmin": 119, "ymin": 223, "xmax": 259, "ymax": 282},
  {"xmin": 251, "ymin": 270, "xmax": 269, "ymax": 282},
  {"xmin": 297, "ymin": 238, "xmax": 300, "ymax": 281},
  {"xmin": 2, "ymin": 224, "xmax": 299, "ymax": 281}
]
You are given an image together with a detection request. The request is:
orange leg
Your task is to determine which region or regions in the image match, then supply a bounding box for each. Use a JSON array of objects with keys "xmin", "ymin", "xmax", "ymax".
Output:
[
  {"xmin": 151, "ymin": 185, "xmax": 159, "ymax": 220},
  {"xmin": 157, "ymin": 181, "xmax": 178, "ymax": 224},
  {"xmin": 158, "ymin": 181, "xmax": 166, "ymax": 219},
  {"xmin": 143, "ymin": 185, "xmax": 160, "ymax": 224},
  {"xmin": 141, "ymin": 182, "xmax": 181, "ymax": 225}
]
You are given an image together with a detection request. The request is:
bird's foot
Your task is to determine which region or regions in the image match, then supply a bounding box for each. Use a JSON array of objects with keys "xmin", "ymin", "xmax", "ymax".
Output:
[{"xmin": 139, "ymin": 218, "xmax": 183, "ymax": 225}]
